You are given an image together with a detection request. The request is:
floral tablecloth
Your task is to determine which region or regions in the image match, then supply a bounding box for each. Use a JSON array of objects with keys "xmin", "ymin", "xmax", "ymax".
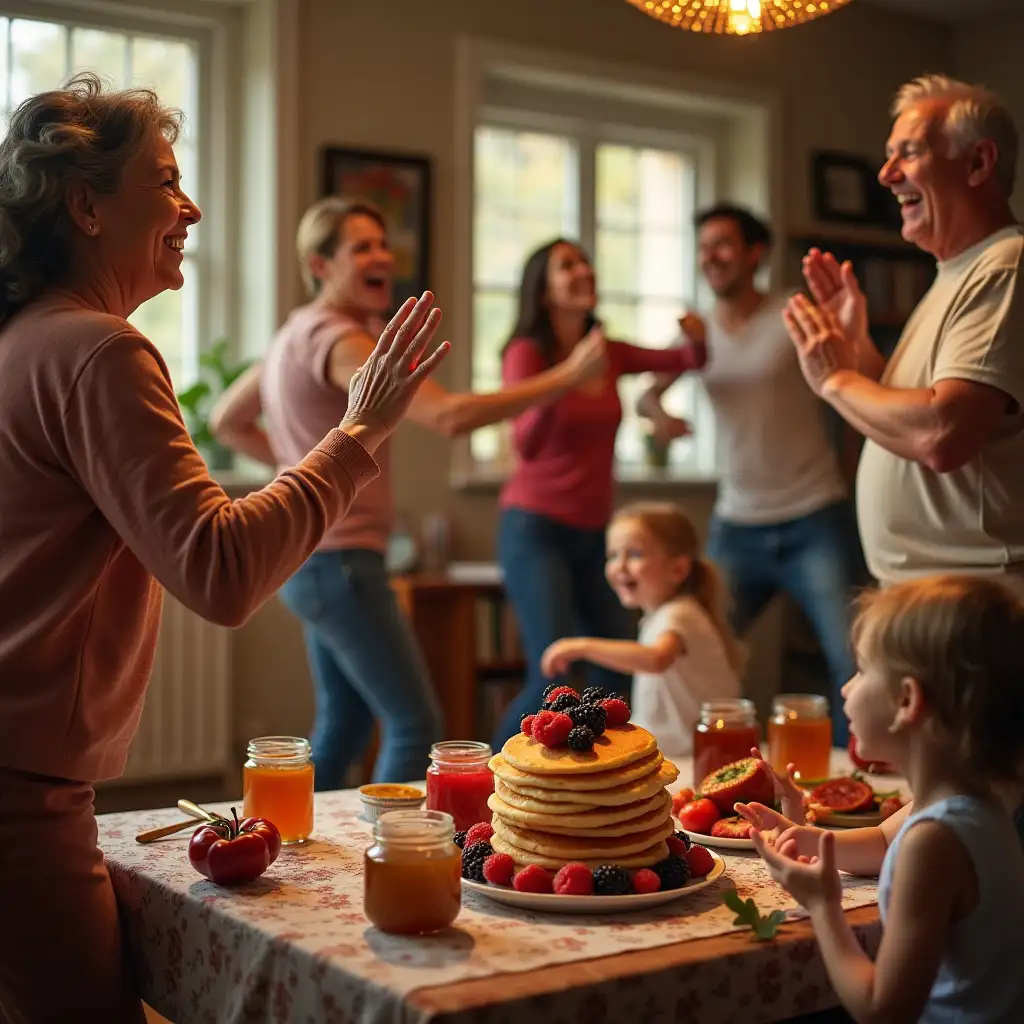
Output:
[{"xmin": 98, "ymin": 780, "xmax": 885, "ymax": 1024}]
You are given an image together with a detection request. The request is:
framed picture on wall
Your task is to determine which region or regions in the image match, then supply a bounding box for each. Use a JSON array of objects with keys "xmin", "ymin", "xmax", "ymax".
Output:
[
  {"xmin": 810, "ymin": 151, "xmax": 878, "ymax": 225},
  {"xmin": 321, "ymin": 146, "xmax": 432, "ymax": 312}
]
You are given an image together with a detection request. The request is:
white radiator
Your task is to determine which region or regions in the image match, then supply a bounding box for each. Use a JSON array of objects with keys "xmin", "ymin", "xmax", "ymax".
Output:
[{"xmin": 115, "ymin": 593, "xmax": 232, "ymax": 785}]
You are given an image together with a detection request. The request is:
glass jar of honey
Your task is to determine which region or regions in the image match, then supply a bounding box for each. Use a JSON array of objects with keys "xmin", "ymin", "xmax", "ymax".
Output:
[
  {"xmin": 242, "ymin": 736, "xmax": 315, "ymax": 845},
  {"xmin": 364, "ymin": 809, "xmax": 462, "ymax": 934},
  {"xmin": 692, "ymin": 698, "xmax": 760, "ymax": 790},
  {"xmin": 425, "ymin": 741, "xmax": 494, "ymax": 833},
  {"xmin": 768, "ymin": 694, "xmax": 833, "ymax": 783}
]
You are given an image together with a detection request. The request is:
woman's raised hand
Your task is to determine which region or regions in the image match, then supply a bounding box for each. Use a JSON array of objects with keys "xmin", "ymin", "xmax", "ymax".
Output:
[{"xmin": 341, "ymin": 292, "xmax": 450, "ymax": 449}]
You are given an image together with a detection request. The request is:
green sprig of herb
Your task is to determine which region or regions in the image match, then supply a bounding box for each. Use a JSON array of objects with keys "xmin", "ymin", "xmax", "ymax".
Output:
[{"xmin": 723, "ymin": 890, "xmax": 786, "ymax": 940}]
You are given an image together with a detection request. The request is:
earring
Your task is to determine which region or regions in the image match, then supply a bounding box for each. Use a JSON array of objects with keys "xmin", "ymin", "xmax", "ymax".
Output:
[{"xmin": 88, "ymin": 223, "xmax": 97, "ymax": 235}]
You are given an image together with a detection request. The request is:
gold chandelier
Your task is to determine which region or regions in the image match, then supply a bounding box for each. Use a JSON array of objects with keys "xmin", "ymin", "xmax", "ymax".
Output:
[{"xmin": 625, "ymin": 0, "xmax": 854, "ymax": 35}]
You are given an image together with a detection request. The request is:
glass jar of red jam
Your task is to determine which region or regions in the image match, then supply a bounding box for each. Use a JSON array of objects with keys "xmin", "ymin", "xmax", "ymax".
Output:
[
  {"xmin": 364, "ymin": 810, "xmax": 461, "ymax": 934},
  {"xmin": 425, "ymin": 740, "xmax": 494, "ymax": 832},
  {"xmin": 692, "ymin": 698, "xmax": 760, "ymax": 790}
]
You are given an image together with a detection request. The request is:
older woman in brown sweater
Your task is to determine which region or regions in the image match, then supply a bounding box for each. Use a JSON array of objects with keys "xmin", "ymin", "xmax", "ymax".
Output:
[{"xmin": 0, "ymin": 74, "xmax": 447, "ymax": 1021}]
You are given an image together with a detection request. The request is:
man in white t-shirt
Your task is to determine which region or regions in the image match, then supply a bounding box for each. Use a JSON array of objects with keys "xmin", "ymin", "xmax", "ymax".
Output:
[
  {"xmin": 783, "ymin": 74, "xmax": 1024, "ymax": 596},
  {"xmin": 638, "ymin": 205, "xmax": 867, "ymax": 744}
]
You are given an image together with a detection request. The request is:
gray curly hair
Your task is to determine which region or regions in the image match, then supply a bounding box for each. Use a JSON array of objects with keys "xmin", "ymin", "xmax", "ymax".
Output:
[
  {"xmin": 0, "ymin": 71, "xmax": 183, "ymax": 326},
  {"xmin": 892, "ymin": 74, "xmax": 1018, "ymax": 198}
]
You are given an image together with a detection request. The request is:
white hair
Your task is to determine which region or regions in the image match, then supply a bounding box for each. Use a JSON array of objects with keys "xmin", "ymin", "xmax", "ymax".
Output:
[{"xmin": 892, "ymin": 74, "xmax": 1018, "ymax": 197}]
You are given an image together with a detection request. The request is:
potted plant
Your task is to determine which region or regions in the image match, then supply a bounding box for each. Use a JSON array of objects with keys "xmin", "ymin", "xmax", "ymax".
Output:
[{"xmin": 176, "ymin": 339, "xmax": 253, "ymax": 472}]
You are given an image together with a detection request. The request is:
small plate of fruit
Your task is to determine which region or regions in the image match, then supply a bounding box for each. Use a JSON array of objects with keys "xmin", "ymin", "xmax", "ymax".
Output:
[
  {"xmin": 671, "ymin": 757, "xmax": 776, "ymax": 849},
  {"xmin": 804, "ymin": 773, "xmax": 904, "ymax": 828}
]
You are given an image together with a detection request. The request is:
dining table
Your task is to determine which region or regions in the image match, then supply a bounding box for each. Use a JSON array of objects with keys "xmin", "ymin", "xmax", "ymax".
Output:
[{"xmin": 97, "ymin": 751, "xmax": 903, "ymax": 1024}]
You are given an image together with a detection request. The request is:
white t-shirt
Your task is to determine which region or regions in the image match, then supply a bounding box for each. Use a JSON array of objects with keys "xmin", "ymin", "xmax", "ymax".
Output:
[
  {"xmin": 630, "ymin": 596, "xmax": 741, "ymax": 761},
  {"xmin": 857, "ymin": 226, "xmax": 1024, "ymax": 585},
  {"xmin": 701, "ymin": 292, "xmax": 847, "ymax": 524}
]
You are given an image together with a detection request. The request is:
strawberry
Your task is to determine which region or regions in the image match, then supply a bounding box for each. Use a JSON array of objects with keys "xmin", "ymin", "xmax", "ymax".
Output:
[
  {"xmin": 710, "ymin": 815, "xmax": 752, "ymax": 839},
  {"xmin": 671, "ymin": 788, "xmax": 696, "ymax": 817},
  {"xmin": 553, "ymin": 862, "xmax": 594, "ymax": 896},
  {"xmin": 683, "ymin": 844, "xmax": 716, "ymax": 877},
  {"xmin": 666, "ymin": 836, "xmax": 689, "ymax": 857},
  {"xmin": 632, "ymin": 868, "xmax": 661, "ymax": 894},
  {"xmin": 513, "ymin": 864, "xmax": 554, "ymax": 893},
  {"xmin": 599, "ymin": 698, "xmax": 631, "ymax": 727},
  {"xmin": 532, "ymin": 710, "xmax": 574, "ymax": 747},
  {"xmin": 482, "ymin": 852, "xmax": 515, "ymax": 886},
  {"xmin": 465, "ymin": 822, "xmax": 494, "ymax": 846},
  {"xmin": 544, "ymin": 686, "xmax": 579, "ymax": 703},
  {"xmin": 699, "ymin": 757, "xmax": 774, "ymax": 815}
]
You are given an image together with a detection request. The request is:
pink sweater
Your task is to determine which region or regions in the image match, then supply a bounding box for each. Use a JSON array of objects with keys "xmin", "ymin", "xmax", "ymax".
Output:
[
  {"xmin": 500, "ymin": 338, "xmax": 706, "ymax": 529},
  {"xmin": 0, "ymin": 293, "xmax": 379, "ymax": 782}
]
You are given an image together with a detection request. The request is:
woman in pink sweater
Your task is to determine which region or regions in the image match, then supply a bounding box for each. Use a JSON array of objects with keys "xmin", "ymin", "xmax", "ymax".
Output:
[
  {"xmin": 0, "ymin": 78, "xmax": 447, "ymax": 1022},
  {"xmin": 494, "ymin": 239, "xmax": 706, "ymax": 745}
]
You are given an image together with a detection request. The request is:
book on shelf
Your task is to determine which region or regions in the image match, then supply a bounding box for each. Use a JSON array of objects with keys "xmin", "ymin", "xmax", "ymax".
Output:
[{"xmin": 474, "ymin": 593, "xmax": 522, "ymax": 665}]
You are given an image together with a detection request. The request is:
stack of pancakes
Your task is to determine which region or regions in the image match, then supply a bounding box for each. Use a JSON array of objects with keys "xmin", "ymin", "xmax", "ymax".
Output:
[{"xmin": 487, "ymin": 723, "xmax": 679, "ymax": 870}]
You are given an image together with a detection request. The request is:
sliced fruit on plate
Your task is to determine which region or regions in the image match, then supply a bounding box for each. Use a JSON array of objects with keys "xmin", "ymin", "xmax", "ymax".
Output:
[
  {"xmin": 878, "ymin": 795, "xmax": 905, "ymax": 820},
  {"xmin": 675, "ymin": 797, "xmax": 721, "ymax": 835},
  {"xmin": 699, "ymin": 757, "xmax": 774, "ymax": 815},
  {"xmin": 810, "ymin": 776, "xmax": 875, "ymax": 814},
  {"xmin": 710, "ymin": 815, "xmax": 752, "ymax": 839}
]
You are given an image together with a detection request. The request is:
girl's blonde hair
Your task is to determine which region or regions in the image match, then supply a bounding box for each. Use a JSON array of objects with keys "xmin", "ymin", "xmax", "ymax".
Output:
[
  {"xmin": 613, "ymin": 501, "xmax": 746, "ymax": 675},
  {"xmin": 852, "ymin": 575, "xmax": 1024, "ymax": 787},
  {"xmin": 295, "ymin": 196, "xmax": 385, "ymax": 297}
]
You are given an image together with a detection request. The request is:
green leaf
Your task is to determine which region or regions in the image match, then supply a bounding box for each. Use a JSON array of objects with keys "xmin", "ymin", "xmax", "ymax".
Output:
[{"xmin": 722, "ymin": 889, "xmax": 785, "ymax": 940}]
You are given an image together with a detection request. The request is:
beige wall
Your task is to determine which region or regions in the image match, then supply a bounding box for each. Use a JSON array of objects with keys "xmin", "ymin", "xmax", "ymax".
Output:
[{"xmin": 229, "ymin": 0, "xmax": 955, "ymax": 750}]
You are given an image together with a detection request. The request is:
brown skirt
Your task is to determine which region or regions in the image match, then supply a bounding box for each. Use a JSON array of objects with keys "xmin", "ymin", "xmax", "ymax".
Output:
[{"xmin": 0, "ymin": 767, "xmax": 146, "ymax": 1024}]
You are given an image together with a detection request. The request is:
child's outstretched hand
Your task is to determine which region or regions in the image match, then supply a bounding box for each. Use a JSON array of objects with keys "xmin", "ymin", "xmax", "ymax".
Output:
[
  {"xmin": 540, "ymin": 638, "xmax": 586, "ymax": 678},
  {"xmin": 750, "ymin": 827, "xmax": 842, "ymax": 913},
  {"xmin": 751, "ymin": 746, "xmax": 807, "ymax": 823}
]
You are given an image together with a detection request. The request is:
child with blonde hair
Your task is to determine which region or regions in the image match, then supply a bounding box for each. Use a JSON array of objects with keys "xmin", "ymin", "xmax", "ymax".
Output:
[
  {"xmin": 747, "ymin": 575, "xmax": 1024, "ymax": 1023},
  {"xmin": 541, "ymin": 501, "xmax": 744, "ymax": 760}
]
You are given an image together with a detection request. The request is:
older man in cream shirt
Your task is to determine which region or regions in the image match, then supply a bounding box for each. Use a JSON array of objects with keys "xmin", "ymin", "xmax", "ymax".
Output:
[{"xmin": 784, "ymin": 74, "xmax": 1024, "ymax": 595}]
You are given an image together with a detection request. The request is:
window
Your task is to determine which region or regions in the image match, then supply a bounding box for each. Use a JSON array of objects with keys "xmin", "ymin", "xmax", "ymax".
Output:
[
  {"xmin": 0, "ymin": 11, "xmax": 201, "ymax": 385},
  {"xmin": 471, "ymin": 115, "xmax": 717, "ymax": 476}
]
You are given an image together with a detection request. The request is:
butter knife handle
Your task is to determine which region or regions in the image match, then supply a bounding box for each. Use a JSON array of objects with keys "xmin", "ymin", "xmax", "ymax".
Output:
[
  {"xmin": 178, "ymin": 799, "xmax": 219, "ymax": 822},
  {"xmin": 135, "ymin": 818, "xmax": 198, "ymax": 844}
]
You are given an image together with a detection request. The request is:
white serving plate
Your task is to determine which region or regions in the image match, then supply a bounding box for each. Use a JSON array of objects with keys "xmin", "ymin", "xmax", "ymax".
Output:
[
  {"xmin": 461, "ymin": 849, "xmax": 725, "ymax": 913},
  {"xmin": 679, "ymin": 827, "xmax": 754, "ymax": 851}
]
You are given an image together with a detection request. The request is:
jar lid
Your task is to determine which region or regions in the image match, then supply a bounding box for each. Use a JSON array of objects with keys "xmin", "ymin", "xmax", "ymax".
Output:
[
  {"xmin": 246, "ymin": 735, "xmax": 311, "ymax": 764},
  {"xmin": 772, "ymin": 694, "xmax": 830, "ymax": 718},
  {"xmin": 429, "ymin": 740, "xmax": 492, "ymax": 765},
  {"xmin": 373, "ymin": 809, "xmax": 454, "ymax": 847},
  {"xmin": 699, "ymin": 698, "xmax": 757, "ymax": 725}
]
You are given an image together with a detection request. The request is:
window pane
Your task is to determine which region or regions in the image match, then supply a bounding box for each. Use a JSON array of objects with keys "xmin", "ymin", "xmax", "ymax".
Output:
[
  {"xmin": 595, "ymin": 229, "xmax": 638, "ymax": 296},
  {"xmin": 71, "ymin": 28, "xmax": 127, "ymax": 87},
  {"xmin": 130, "ymin": 36, "xmax": 194, "ymax": 120},
  {"xmin": 596, "ymin": 144, "xmax": 637, "ymax": 230},
  {"xmin": 128, "ymin": 258, "xmax": 195, "ymax": 386},
  {"xmin": 10, "ymin": 19, "xmax": 67, "ymax": 105},
  {"xmin": 598, "ymin": 300, "xmax": 637, "ymax": 344},
  {"xmin": 0, "ymin": 19, "xmax": 10, "ymax": 113}
]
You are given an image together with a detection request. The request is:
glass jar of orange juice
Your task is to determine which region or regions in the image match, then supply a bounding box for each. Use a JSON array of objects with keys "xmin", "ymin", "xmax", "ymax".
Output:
[
  {"xmin": 364, "ymin": 809, "xmax": 462, "ymax": 935},
  {"xmin": 768, "ymin": 694, "xmax": 833, "ymax": 783},
  {"xmin": 242, "ymin": 736, "xmax": 315, "ymax": 845},
  {"xmin": 692, "ymin": 698, "xmax": 760, "ymax": 790}
]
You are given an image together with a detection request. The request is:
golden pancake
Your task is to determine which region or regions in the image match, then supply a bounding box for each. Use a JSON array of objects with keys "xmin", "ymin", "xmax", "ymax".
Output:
[
  {"xmin": 491, "ymin": 815, "xmax": 674, "ymax": 859},
  {"xmin": 494, "ymin": 760, "xmax": 678, "ymax": 808},
  {"xmin": 501, "ymin": 723, "xmax": 658, "ymax": 775},
  {"xmin": 489, "ymin": 832, "xmax": 669, "ymax": 870},
  {"xmin": 488, "ymin": 790, "xmax": 672, "ymax": 836},
  {"xmin": 489, "ymin": 749, "xmax": 663, "ymax": 793}
]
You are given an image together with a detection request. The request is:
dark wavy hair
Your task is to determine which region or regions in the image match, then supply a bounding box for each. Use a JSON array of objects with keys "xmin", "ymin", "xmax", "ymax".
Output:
[
  {"xmin": 0, "ymin": 72, "xmax": 182, "ymax": 326},
  {"xmin": 502, "ymin": 238, "xmax": 600, "ymax": 365}
]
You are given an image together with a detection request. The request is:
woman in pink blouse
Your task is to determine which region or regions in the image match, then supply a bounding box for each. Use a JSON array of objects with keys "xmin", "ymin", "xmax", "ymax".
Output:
[{"xmin": 493, "ymin": 239, "xmax": 706, "ymax": 745}]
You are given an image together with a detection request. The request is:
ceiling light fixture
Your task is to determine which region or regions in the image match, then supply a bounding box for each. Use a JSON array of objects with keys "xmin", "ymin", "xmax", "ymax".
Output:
[{"xmin": 624, "ymin": 0, "xmax": 855, "ymax": 36}]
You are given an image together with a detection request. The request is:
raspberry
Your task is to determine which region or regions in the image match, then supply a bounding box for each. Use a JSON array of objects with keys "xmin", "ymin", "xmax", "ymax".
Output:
[
  {"xmin": 567, "ymin": 725, "xmax": 596, "ymax": 752},
  {"xmin": 673, "ymin": 829, "xmax": 693, "ymax": 851},
  {"xmin": 684, "ymin": 844, "xmax": 716, "ymax": 878},
  {"xmin": 544, "ymin": 685, "xmax": 579, "ymax": 703},
  {"xmin": 482, "ymin": 852, "xmax": 516, "ymax": 886},
  {"xmin": 542, "ymin": 682, "xmax": 562, "ymax": 700},
  {"xmin": 544, "ymin": 692, "xmax": 581, "ymax": 713},
  {"xmin": 521, "ymin": 714, "xmax": 536, "ymax": 737},
  {"xmin": 567, "ymin": 702, "xmax": 607, "ymax": 737},
  {"xmin": 532, "ymin": 710, "xmax": 573, "ymax": 747},
  {"xmin": 465, "ymin": 822, "xmax": 494, "ymax": 846},
  {"xmin": 592, "ymin": 864, "xmax": 632, "ymax": 895},
  {"xmin": 666, "ymin": 836, "xmax": 688, "ymax": 857},
  {"xmin": 599, "ymin": 697, "xmax": 631, "ymax": 727},
  {"xmin": 513, "ymin": 864, "xmax": 554, "ymax": 893},
  {"xmin": 632, "ymin": 868, "xmax": 661, "ymax": 895},
  {"xmin": 553, "ymin": 862, "xmax": 594, "ymax": 896}
]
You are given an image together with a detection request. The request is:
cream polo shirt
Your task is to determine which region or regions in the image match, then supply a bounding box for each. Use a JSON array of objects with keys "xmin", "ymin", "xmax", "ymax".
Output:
[{"xmin": 856, "ymin": 225, "xmax": 1024, "ymax": 587}]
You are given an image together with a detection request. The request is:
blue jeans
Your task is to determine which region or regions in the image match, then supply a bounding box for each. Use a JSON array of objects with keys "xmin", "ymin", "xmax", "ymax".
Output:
[
  {"xmin": 493, "ymin": 508, "xmax": 634, "ymax": 748},
  {"xmin": 706, "ymin": 500, "xmax": 868, "ymax": 746},
  {"xmin": 278, "ymin": 549, "xmax": 442, "ymax": 788}
]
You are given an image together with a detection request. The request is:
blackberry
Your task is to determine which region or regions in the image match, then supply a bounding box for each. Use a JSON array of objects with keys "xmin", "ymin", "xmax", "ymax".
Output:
[
  {"xmin": 567, "ymin": 725, "xmax": 596, "ymax": 752},
  {"xmin": 542, "ymin": 682, "xmax": 562, "ymax": 700},
  {"xmin": 673, "ymin": 830, "xmax": 692, "ymax": 851},
  {"xmin": 568, "ymin": 702, "xmax": 607, "ymax": 736},
  {"xmin": 581, "ymin": 686, "xmax": 608, "ymax": 703},
  {"xmin": 454, "ymin": 830, "xmax": 468, "ymax": 849},
  {"xmin": 544, "ymin": 692, "xmax": 581, "ymax": 713},
  {"xmin": 461, "ymin": 841, "xmax": 494, "ymax": 882},
  {"xmin": 592, "ymin": 864, "xmax": 633, "ymax": 896},
  {"xmin": 652, "ymin": 854, "xmax": 691, "ymax": 891}
]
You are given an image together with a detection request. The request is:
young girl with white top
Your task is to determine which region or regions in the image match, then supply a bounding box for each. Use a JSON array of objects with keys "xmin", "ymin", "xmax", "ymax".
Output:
[
  {"xmin": 746, "ymin": 575, "xmax": 1024, "ymax": 1024},
  {"xmin": 540, "ymin": 501, "xmax": 745, "ymax": 761}
]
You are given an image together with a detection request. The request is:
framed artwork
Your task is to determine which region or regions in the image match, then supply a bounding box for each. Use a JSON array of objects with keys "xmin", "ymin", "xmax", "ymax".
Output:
[
  {"xmin": 320, "ymin": 146, "xmax": 432, "ymax": 311},
  {"xmin": 810, "ymin": 151, "xmax": 881, "ymax": 225}
]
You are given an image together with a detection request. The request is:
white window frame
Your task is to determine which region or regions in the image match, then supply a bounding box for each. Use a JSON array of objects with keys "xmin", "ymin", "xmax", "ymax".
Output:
[{"xmin": 452, "ymin": 36, "xmax": 781, "ymax": 490}]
